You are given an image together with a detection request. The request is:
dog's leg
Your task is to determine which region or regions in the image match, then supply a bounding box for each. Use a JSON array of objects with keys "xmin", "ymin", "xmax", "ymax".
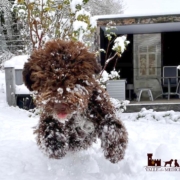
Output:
[
  {"xmin": 34, "ymin": 116, "xmax": 69, "ymax": 159},
  {"xmin": 90, "ymin": 88, "xmax": 128, "ymax": 163},
  {"xmin": 98, "ymin": 118, "xmax": 128, "ymax": 163},
  {"xmin": 86, "ymin": 88, "xmax": 128, "ymax": 163}
]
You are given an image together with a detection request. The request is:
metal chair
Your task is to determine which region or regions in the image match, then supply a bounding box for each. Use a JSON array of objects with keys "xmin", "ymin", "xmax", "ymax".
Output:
[
  {"xmin": 155, "ymin": 66, "xmax": 180, "ymax": 100},
  {"xmin": 163, "ymin": 66, "xmax": 178, "ymax": 87}
]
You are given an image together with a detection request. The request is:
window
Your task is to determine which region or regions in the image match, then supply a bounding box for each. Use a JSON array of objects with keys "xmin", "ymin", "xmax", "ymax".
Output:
[{"xmin": 138, "ymin": 45, "xmax": 157, "ymax": 76}]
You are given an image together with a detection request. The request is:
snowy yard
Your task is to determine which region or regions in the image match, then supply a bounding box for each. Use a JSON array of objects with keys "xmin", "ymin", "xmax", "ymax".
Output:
[{"xmin": 1, "ymin": 71, "xmax": 180, "ymax": 180}]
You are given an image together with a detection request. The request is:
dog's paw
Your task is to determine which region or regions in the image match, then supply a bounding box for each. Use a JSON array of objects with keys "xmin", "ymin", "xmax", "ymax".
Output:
[
  {"xmin": 98, "ymin": 119, "xmax": 128, "ymax": 163},
  {"xmin": 35, "ymin": 117, "xmax": 69, "ymax": 159}
]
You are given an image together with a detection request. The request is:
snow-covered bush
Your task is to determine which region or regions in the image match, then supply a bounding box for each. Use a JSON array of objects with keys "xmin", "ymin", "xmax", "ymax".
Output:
[
  {"xmin": 134, "ymin": 108, "xmax": 180, "ymax": 123},
  {"xmin": 110, "ymin": 98, "xmax": 130, "ymax": 113},
  {"xmin": 12, "ymin": 0, "xmax": 96, "ymax": 51},
  {"xmin": 99, "ymin": 69, "xmax": 120, "ymax": 89},
  {"xmin": 84, "ymin": 0, "xmax": 124, "ymax": 16}
]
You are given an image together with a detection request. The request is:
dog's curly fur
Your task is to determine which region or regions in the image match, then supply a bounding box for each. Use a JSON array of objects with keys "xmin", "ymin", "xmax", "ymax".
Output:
[{"xmin": 23, "ymin": 39, "xmax": 128, "ymax": 163}]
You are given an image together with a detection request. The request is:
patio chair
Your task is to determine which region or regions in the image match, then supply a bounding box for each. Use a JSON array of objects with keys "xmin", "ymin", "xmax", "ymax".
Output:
[
  {"xmin": 155, "ymin": 66, "xmax": 180, "ymax": 100},
  {"xmin": 136, "ymin": 87, "xmax": 154, "ymax": 102},
  {"xmin": 163, "ymin": 66, "xmax": 178, "ymax": 87}
]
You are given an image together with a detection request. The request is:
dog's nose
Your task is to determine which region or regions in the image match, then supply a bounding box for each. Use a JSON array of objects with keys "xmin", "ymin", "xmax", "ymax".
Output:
[{"xmin": 54, "ymin": 103, "xmax": 68, "ymax": 113}]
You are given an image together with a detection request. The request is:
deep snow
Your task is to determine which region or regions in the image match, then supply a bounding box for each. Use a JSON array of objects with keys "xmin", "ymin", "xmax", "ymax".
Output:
[{"xmin": 1, "ymin": 71, "xmax": 180, "ymax": 180}]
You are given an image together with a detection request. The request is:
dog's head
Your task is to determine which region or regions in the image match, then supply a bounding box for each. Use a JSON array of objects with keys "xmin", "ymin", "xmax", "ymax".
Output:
[{"xmin": 23, "ymin": 39, "xmax": 101, "ymax": 120}]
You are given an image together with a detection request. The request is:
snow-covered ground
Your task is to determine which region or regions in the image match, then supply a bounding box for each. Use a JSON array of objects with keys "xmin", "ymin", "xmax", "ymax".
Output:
[{"xmin": 1, "ymin": 71, "xmax": 180, "ymax": 180}]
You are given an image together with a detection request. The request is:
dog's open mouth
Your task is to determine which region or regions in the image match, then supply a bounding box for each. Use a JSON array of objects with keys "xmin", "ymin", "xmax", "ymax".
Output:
[
  {"xmin": 57, "ymin": 113, "xmax": 68, "ymax": 119},
  {"xmin": 53, "ymin": 112, "xmax": 71, "ymax": 123},
  {"xmin": 53, "ymin": 103, "xmax": 70, "ymax": 120}
]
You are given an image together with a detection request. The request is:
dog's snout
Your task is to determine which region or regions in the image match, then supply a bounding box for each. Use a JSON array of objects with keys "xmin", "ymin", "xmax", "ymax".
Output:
[{"xmin": 54, "ymin": 103, "xmax": 68, "ymax": 113}]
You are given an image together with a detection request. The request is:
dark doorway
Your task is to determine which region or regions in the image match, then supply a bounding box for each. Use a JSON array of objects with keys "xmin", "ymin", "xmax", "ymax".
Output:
[
  {"xmin": 162, "ymin": 32, "xmax": 180, "ymax": 66},
  {"xmin": 161, "ymin": 32, "xmax": 180, "ymax": 97}
]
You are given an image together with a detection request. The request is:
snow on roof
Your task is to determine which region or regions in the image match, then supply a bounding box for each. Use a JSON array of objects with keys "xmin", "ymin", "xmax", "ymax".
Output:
[
  {"xmin": 101, "ymin": 22, "xmax": 180, "ymax": 34},
  {"xmin": 94, "ymin": 11, "xmax": 180, "ymax": 20},
  {"xmin": 15, "ymin": 84, "xmax": 32, "ymax": 95},
  {"xmin": 4, "ymin": 55, "xmax": 29, "ymax": 69}
]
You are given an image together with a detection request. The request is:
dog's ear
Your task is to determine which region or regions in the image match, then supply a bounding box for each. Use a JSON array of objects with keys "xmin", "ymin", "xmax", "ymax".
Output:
[
  {"xmin": 23, "ymin": 55, "xmax": 50, "ymax": 92},
  {"xmin": 22, "ymin": 61, "xmax": 34, "ymax": 91}
]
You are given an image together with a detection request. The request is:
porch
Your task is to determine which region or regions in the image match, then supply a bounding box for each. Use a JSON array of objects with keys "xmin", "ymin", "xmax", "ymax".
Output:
[
  {"xmin": 96, "ymin": 13, "xmax": 180, "ymax": 108},
  {"xmin": 126, "ymin": 99, "xmax": 180, "ymax": 112}
]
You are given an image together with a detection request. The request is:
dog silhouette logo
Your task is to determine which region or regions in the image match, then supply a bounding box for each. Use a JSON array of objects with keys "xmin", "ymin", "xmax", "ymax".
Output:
[
  {"xmin": 147, "ymin": 153, "xmax": 180, "ymax": 167},
  {"xmin": 174, "ymin": 159, "xmax": 180, "ymax": 167},
  {"xmin": 145, "ymin": 153, "xmax": 180, "ymax": 172},
  {"xmin": 164, "ymin": 159, "xmax": 173, "ymax": 167}
]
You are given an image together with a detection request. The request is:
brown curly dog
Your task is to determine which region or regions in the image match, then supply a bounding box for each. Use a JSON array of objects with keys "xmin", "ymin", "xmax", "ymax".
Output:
[{"xmin": 22, "ymin": 39, "xmax": 128, "ymax": 163}]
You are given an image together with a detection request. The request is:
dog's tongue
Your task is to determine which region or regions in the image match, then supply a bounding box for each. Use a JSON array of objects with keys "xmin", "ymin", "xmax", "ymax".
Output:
[{"xmin": 57, "ymin": 113, "xmax": 67, "ymax": 119}]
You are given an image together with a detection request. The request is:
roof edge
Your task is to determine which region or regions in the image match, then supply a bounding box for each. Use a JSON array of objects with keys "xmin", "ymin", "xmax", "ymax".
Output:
[{"xmin": 94, "ymin": 12, "xmax": 180, "ymax": 21}]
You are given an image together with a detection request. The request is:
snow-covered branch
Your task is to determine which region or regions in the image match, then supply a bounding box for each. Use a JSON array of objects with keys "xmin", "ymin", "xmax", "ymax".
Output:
[
  {"xmin": 96, "ymin": 23, "xmax": 130, "ymax": 88},
  {"xmin": 98, "ymin": 33, "xmax": 129, "ymax": 84}
]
